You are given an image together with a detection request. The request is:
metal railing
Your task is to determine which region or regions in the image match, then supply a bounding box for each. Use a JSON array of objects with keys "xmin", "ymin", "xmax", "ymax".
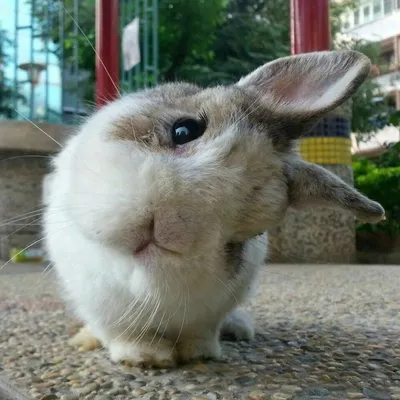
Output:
[
  {"xmin": 120, "ymin": 0, "xmax": 159, "ymax": 92},
  {"xmin": 0, "ymin": 0, "xmax": 159, "ymax": 125}
]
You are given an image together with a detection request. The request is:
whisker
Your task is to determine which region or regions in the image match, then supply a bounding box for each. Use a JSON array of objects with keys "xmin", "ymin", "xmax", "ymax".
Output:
[
  {"xmin": 0, "ymin": 155, "xmax": 52, "ymax": 165},
  {"xmin": 154, "ymin": 270, "xmax": 182, "ymax": 352},
  {"xmin": 168, "ymin": 274, "xmax": 188, "ymax": 359},
  {"xmin": 149, "ymin": 308, "xmax": 166, "ymax": 348},
  {"xmin": 134, "ymin": 292, "xmax": 161, "ymax": 346},
  {"xmin": 204, "ymin": 268, "xmax": 239, "ymax": 306},
  {"xmin": 0, "ymin": 212, "xmax": 96, "ymax": 273},
  {"xmin": 109, "ymin": 297, "xmax": 141, "ymax": 328},
  {"xmin": 124, "ymin": 301, "xmax": 154, "ymax": 343},
  {"xmin": 0, "ymin": 237, "xmax": 46, "ymax": 272},
  {"xmin": 0, "ymin": 216, "xmax": 43, "ymax": 242},
  {"xmin": 30, "ymin": 262, "xmax": 55, "ymax": 289},
  {"xmin": 113, "ymin": 291, "xmax": 152, "ymax": 342},
  {"xmin": 13, "ymin": 109, "xmax": 63, "ymax": 148},
  {"xmin": 109, "ymin": 270, "xmax": 146, "ymax": 328},
  {"xmin": 0, "ymin": 211, "xmax": 45, "ymax": 227}
]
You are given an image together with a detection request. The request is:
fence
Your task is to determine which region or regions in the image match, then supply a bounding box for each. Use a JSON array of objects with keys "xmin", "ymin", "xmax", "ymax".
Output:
[
  {"xmin": 0, "ymin": 0, "xmax": 159, "ymax": 125},
  {"xmin": 0, "ymin": 0, "xmax": 159, "ymax": 261}
]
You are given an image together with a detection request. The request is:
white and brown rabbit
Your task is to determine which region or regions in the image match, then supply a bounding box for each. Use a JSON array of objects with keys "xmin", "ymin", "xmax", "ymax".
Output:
[{"xmin": 44, "ymin": 50, "xmax": 385, "ymax": 368}]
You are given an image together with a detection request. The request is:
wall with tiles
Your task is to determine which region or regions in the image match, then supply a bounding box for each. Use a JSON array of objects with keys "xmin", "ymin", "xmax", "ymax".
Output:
[{"xmin": 268, "ymin": 103, "xmax": 357, "ymax": 264}]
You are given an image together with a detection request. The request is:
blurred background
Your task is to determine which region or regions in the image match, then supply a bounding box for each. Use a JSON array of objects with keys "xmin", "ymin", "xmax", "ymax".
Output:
[{"xmin": 0, "ymin": 0, "xmax": 399, "ymax": 265}]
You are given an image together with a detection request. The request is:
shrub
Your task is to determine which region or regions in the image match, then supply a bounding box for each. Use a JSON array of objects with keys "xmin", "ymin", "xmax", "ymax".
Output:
[{"xmin": 353, "ymin": 142, "xmax": 400, "ymax": 237}]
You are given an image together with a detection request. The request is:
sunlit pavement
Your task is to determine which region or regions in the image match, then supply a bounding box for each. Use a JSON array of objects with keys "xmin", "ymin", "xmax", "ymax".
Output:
[{"xmin": 1, "ymin": 263, "xmax": 400, "ymax": 400}]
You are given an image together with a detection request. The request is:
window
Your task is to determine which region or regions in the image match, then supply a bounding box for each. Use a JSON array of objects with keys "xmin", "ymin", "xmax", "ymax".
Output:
[
  {"xmin": 373, "ymin": 0, "xmax": 382, "ymax": 16},
  {"xmin": 382, "ymin": 51, "xmax": 394, "ymax": 63},
  {"xmin": 354, "ymin": 9, "xmax": 360, "ymax": 25},
  {"xmin": 344, "ymin": 21, "xmax": 350, "ymax": 29},
  {"xmin": 386, "ymin": 95, "xmax": 396, "ymax": 109},
  {"xmin": 384, "ymin": 0, "xmax": 393, "ymax": 14},
  {"xmin": 363, "ymin": 5, "xmax": 371, "ymax": 21}
]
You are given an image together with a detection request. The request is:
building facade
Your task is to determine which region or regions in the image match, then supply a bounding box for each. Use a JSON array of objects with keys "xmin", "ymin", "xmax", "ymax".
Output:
[
  {"xmin": 343, "ymin": 0, "xmax": 400, "ymax": 106},
  {"xmin": 342, "ymin": 0, "xmax": 400, "ymax": 156}
]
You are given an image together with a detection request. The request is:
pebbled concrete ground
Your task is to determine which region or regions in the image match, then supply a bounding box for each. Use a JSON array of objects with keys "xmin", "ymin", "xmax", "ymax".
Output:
[{"xmin": 0, "ymin": 263, "xmax": 399, "ymax": 400}]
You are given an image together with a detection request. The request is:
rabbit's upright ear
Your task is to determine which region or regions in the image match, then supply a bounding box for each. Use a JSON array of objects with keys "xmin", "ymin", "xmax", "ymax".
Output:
[
  {"xmin": 236, "ymin": 51, "xmax": 371, "ymax": 142},
  {"xmin": 283, "ymin": 158, "xmax": 385, "ymax": 224}
]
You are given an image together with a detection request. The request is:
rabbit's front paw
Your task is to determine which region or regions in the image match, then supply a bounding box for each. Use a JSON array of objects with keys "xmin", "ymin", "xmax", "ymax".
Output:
[
  {"xmin": 109, "ymin": 338, "xmax": 177, "ymax": 368},
  {"xmin": 69, "ymin": 326, "xmax": 102, "ymax": 352},
  {"xmin": 220, "ymin": 308, "xmax": 254, "ymax": 341},
  {"xmin": 177, "ymin": 337, "xmax": 221, "ymax": 363}
]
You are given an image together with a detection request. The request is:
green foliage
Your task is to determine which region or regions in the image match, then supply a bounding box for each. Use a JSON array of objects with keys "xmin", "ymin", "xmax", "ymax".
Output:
[
  {"xmin": 376, "ymin": 140, "xmax": 400, "ymax": 168},
  {"xmin": 31, "ymin": 0, "xmax": 355, "ymax": 88},
  {"xmin": 353, "ymin": 142, "xmax": 400, "ymax": 237},
  {"xmin": 388, "ymin": 110, "xmax": 400, "ymax": 128},
  {"xmin": 334, "ymin": 31, "xmax": 387, "ymax": 138},
  {"xmin": 330, "ymin": 0, "xmax": 358, "ymax": 37},
  {"xmin": 158, "ymin": 0, "xmax": 227, "ymax": 81},
  {"xmin": 182, "ymin": 0, "xmax": 291, "ymax": 86},
  {"xmin": 30, "ymin": 0, "xmax": 391, "ymax": 137},
  {"xmin": 31, "ymin": 0, "xmax": 227, "ymax": 98},
  {"xmin": 187, "ymin": 0, "xmax": 359, "ymax": 86}
]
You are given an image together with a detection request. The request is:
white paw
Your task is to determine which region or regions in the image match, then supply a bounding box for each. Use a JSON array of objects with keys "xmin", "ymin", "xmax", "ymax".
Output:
[
  {"xmin": 177, "ymin": 337, "xmax": 221, "ymax": 363},
  {"xmin": 220, "ymin": 309, "xmax": 254, "ymax": 341},
  {"xmin": 69, "ymin": 326, "xmax": 102, "ymax": 352},
  {"xmin": 108, "ymin": 338, "xmax": 177, "ymax": 368}
]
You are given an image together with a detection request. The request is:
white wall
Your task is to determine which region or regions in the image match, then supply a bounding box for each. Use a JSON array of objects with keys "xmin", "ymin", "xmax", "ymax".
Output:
[{"xmin": 352, "ymin": 125, "xmax": 400, "ymax": 153}]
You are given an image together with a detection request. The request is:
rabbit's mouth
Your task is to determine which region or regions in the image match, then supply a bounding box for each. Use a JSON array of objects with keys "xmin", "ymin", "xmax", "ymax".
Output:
[
  {"xmin": 134, "ymin": 238, "xmax": 153, "ymax": 254},
  {"xmin": 133, "ymin": 238, "xmax": 180, "ymax": 260},
  {"xmin": 131, "ymin": 216, "xmax": 187, "ymax": 259}
]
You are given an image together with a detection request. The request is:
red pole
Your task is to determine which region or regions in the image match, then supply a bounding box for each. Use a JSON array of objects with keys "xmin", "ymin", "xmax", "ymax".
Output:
[
  {"xmin": 291, "ymin": 0, "xmax": 331, "ymax": 55},
  {"xmin": 96, "ymin": 0, "xmax": 120, "ymax": 107}
]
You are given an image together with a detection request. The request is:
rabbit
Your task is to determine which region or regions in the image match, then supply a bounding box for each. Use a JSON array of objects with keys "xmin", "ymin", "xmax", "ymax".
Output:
[{"xmin": 43, "ymin": 50, "xmax": 385, "ymax": 368}]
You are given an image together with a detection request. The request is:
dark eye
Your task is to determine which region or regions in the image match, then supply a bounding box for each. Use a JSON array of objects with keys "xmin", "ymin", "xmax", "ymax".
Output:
[{"xmin": 172, "ymin": 118, "xmax": 206, "ymax": 146}]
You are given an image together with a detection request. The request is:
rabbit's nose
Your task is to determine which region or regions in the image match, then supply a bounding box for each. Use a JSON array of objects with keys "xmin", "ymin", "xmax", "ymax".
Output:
[{"xmin": 133, "ymin": 218, "xmax": 154, "ymax": 253}]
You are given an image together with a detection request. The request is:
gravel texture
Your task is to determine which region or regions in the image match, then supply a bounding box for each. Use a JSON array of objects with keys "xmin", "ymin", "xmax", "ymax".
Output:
[{"xmin": 1, "ymin": 263, "xmax": 400, "ymax": 400}]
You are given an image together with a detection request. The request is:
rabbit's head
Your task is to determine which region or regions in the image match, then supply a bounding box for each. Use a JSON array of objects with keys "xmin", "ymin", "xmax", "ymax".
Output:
[{"xmin": 54, "ymin": 50, "xmax": 384, "ymax": 269}]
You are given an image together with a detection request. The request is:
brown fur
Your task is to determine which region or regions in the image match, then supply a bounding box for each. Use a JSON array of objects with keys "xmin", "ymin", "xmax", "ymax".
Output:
[
  {"xmin": 49, "ymin": 50, "xmax": 385, "ymax": 369},
  {"xmin": 107, "ymin": 51, "xmax": 383, "ymax": 231}
]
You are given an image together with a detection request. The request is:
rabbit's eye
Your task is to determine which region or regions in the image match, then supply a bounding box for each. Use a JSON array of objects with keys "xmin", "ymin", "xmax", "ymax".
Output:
[{"xmin": 172, "ymin": 118, "xmax": 206, "ymax": 145}]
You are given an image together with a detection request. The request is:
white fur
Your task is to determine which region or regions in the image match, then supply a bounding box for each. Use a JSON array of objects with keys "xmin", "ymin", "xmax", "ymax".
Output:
[
  {"xmin": 44, "ymin": 93, "xmax": 268, "ymax": 366},
  {"xmin": 44, "ymin": 50, "xmax": 378, "ymax": 367}
]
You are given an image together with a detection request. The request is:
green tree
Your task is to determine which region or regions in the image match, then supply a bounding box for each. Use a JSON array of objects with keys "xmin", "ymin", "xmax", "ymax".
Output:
[
  {"xmin": 33, "ymin": 0, "xmax": 355, "ymax": 88},
  {"xmin": 179, "ymin": 0, "xmax": 291, "ymax": 86},
  {"xmin": 353, "ymin": 142, "xmax": 400, "ymax": 237},
  {"xmin": 31, "ymin": 0, "xmax": 227, "ymax": 98},
  {"xmin": 158, "ymin": 0, "xmax": 228, "ymax": 81},
  {"xmin": 31, "ymin": 0, "xmax": 388, "ymax": 137},
  {"xmin": 183, "ymin": 0, "xmax": 359, "ymax": 86},
  {"xmin": 335, "ymin": 37, "xmax": 387, "ymax": 138}
]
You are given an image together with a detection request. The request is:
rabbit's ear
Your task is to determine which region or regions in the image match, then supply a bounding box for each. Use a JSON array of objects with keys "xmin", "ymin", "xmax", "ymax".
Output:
[
  {"xmin": 236, "ymin": 51, "xmax": 371, "ymax": 141},
  {"xmin": 284, "ymin": 158, "xmax": 385, "ymax": 223}
]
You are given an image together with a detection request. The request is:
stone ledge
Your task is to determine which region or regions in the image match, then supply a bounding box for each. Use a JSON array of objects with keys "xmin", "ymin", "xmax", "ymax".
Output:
[
  {"xmin": 0, "ymin": 120, "xmax": 74, "ymax": 153},
  {"xmin": 357, "ymin": 251, "xmax": 400, "ymax": 265}
]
